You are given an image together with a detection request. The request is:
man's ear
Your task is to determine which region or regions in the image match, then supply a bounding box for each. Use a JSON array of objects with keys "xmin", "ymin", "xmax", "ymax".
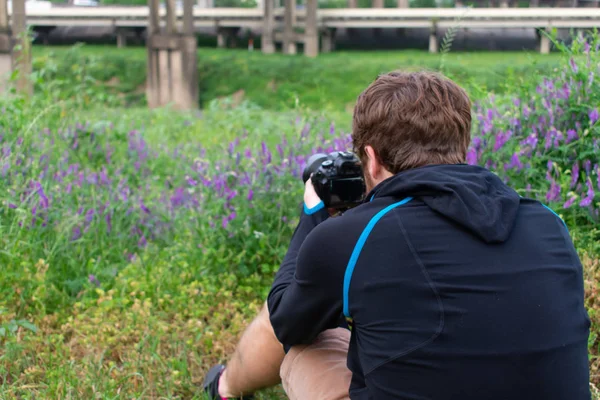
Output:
[{"xmin": 364, "ymin": 145, "xmax": 382, "ymax": 180}]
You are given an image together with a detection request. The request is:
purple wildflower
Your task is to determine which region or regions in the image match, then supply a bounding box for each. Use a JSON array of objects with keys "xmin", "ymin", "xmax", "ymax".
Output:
[
  {"xmin": 493, "ymin": 131, "xmax": 509, "ymax": 152},
  {"xmin": 139, "ymin": 200, "xmax": 150, "ymax": 214},
  {"xmin": 72, "ymin": 226, "xmax": 82, "ymax": 241},
  {"xmin": 560, "ymin": 83, "xmax": 570, "ymax": 99},
  {"xmin": 186, "ymin": 176, "xmax": 198, "ymax": 186},
  {"xmin": 226, "ymin": 189, "xmax": 237, "ymax": 201},
  {"xmin": 569, "ymin": 58, "xmax": 578, "ymax": 73},
  {"xmin": 589, "ymin": 108, "xmax": 599, "ymax": 125},
  {"xmin": 89, "ymin": 274, "xmax": 100, "ymax": 287},
  {"xmin": 138, "ymin": 235, "xmax": 147, "ymax": 248},
  {"xmin": 546, "ymin": 180, "xmax": 561, "ymax": 202},
  {"xmin": 85, "ymin": 209, "xmax": 95, "ymax": 223},
  {"xmin": 571, "ymin": 162, "xmax": 579, "ymax": 188},
  {"xmin": 579, "ymin": 179, "xmax": 595, "ymax": 207},
  {"xmin": 563, "ymin": 196, "xmax": 577, "ymax": 209},
  {"xmin": 507, "ymin": 153, "xmax": 524, "ymax": 171},
  {"xmin": 105, "ymin": 212, "xmax": 112, "ymax": 233},
  {"xmin": 521, "ymin": 133, "xmax": 538, "ymax": 148},
  {"xmin": 466, "ymin": 148, "xmax": 478, "ymax": 165}
]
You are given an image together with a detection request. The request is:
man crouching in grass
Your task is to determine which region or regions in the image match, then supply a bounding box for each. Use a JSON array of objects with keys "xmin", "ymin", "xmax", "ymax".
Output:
[{"xmin": 202, "ymin": 71, "xmax": 591, "ymax": 400}]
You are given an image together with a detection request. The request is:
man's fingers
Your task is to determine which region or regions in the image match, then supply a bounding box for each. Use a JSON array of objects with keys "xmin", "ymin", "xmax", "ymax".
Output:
[{"xmin": 304, "ymin": 178, "xmax": 323, "ymax": 209}]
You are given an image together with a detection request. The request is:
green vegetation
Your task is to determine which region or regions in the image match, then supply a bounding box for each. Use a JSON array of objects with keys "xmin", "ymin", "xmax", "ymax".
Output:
[
  {"xmin": 32, "ymin": 45, "xmax": 562, "ymax": 112},
  {"xmin": 0, "ymin": 36, "xmax": 597, "ymax": 398}
]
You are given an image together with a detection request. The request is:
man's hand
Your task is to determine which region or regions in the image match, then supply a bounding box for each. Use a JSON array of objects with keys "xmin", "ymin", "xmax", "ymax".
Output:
[
  {"xmin": 304, "ymin": 178, "xmax": 322, "ymax": 209},
  {"xmin": 305, "ymin": 178, "xmax": 338, "ymax": 217}
]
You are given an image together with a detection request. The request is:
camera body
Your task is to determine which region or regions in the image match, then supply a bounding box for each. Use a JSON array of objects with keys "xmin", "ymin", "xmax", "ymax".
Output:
[{"xmin": 302, "ymin": 151, "xmax": 366, "ymax": 210}]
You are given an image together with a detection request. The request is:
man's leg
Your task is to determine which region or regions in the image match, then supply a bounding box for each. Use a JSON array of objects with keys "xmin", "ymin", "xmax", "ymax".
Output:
[
  {"xmin": 280, "ymin": 327, "xmax": 352, "ymax": 400},
  {"xmin": 204, "ymin": 301, "xmax": 285, "ymax": 399}
]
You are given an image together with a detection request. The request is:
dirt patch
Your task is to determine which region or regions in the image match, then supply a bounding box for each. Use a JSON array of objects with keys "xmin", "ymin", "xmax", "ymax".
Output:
[
  {"xmin": 134, "ymin": 81, "xmax": 146, "ymax": 95},
  {"xmin": 231, "ymin": 89, "xmax": 245, "ymax": 107},
  {"xmin": 266, "ymin": 79, "xmax": 277, "ymax": 92},
  {"xmin": 105, "ymin": 76, "xmax": 121, "ymax": 87}
]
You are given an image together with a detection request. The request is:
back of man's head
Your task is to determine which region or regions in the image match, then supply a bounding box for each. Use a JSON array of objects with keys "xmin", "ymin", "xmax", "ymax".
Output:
[{"xmin": 351, "ymin": 71, "xmax": 472, "ymax": 174}]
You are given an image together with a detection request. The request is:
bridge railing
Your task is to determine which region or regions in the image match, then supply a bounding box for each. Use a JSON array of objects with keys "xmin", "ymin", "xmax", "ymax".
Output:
[{"xmin": 12, "ymin": 7, "xmax": 600, "ymax": 53}]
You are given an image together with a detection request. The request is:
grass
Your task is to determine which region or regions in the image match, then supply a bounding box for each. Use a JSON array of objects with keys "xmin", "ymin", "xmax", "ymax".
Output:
[
  {"xmin": 32, "ymin": 45, "xmax": 562, "ymax": 112},
  {"xmin": 0, "ymin": 39, "xmax": 596, "ymax": 399},
  {"xmin": 0, "ymin": 101, "xmax": 596, "ymax": 399}
]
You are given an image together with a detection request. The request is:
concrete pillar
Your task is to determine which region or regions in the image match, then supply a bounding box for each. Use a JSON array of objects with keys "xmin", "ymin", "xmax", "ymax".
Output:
[
  {"xmin": 146, "ymin": 0, "xmax": 159, "ymax": 109},
  {"xmin": 348, "ymin": 0, "xmax": 357, "ymax": 7},
  {"xmin": 283, "ymin": 0, "xmax": 297, "ymax": 55},
  {"xmin": 217, "ymin": 27, "xmax": 227, "ymax": 48},
  {"xmin": 321, "ymin": 28, "xmax": 336, "ymax": 53},
  {"xmin": 146, "ymin": 0, "xmax": 198, "ymax": 110},
  {"xmin": 165, "ymin": 0, "xmax": 177, "ymax": 34},
  {"xmin": 500, "ymin": 0, "xmax": 509, "ymax": 6},
  {"xmin": 429, "ymin": 21, "xmax": 438, "ymax": 53},
  {"xmin": 304, "ymin": 0, "xmax": 318, "ymax": 57},
  {"xmin": 0, "ymin": 0, "xmax": 11, "ymax": 93},
  {"xmin": 262, "ymin": 0, "xmax": 275, "ymax": 54},
  {"xmin": 13, "ymin": 0, "xmax": 30, "ymax": 96},
  {"xmin": 0, "ymin": 41, "xmax": 10, "ymax": 95},
  {"xmin": 397, "ymin": 0, "xmax": 409, "ymax": 6},
  {"xmin": 116, "ymin": 29, "xmax": 128, "ymax": 48},
  {"xmin": 0, "ymin": 0, "xmax": 31, "ymax": 95},
  {"xmin": 530, "ymin": 0, "xmax": 539, "ymax": 6},
  {"xmin": 540, "ymin": 28, "xmax": 550, "ymax": 54}
]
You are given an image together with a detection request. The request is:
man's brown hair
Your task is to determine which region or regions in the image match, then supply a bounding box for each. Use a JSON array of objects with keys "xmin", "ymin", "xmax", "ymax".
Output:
[{"xmin": 351, "ymin": 71, "xmax": 472, "ymax": 174}]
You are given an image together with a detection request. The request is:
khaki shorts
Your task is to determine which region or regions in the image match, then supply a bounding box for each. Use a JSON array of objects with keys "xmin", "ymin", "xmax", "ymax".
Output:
[{"xmin": 280, "ymin": 328, "xmax": 352, "ymax": 400}]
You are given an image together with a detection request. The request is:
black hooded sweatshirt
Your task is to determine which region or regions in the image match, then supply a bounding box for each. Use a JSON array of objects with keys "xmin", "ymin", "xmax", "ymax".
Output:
[{"xmin": 267, "ymin": 164, "xmax": 591, "ymax": 400}]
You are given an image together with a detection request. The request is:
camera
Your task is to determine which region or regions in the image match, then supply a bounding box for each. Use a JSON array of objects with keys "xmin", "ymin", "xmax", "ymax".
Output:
[{"xmin": 302, "ymin": 151, "xmax": 366, "ymax": 210}]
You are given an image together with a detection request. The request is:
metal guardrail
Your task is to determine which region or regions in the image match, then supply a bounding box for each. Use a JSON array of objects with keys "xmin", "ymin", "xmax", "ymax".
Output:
[{"xmin": 11, "ymin": 7, "xmax": 600, "ymax": 29}]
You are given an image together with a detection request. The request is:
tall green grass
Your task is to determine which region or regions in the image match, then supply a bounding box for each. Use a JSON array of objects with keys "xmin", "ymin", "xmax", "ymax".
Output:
[
  {"xmin": 0, "ymin": 37, "xmax": 596, "ymax": 398},
  {"xmin": 32, "ymin": 45, "xmax": 561, "ymax": 111}
]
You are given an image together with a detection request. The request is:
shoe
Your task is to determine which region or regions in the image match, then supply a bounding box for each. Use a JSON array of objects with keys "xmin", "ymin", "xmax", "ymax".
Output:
[{"xmin": 202, "ymin": 364, "xmax": 255, "ymax": 400}]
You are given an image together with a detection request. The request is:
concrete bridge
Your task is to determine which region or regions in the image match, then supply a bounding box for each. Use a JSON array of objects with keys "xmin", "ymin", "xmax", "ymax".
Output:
[
  {"xmin": 1, "ymin": 0, "xmax": 600, "ymax": 111},
  {"xmin": 11, "ymin": 6, "xmax": 600, "ymax": 54}
]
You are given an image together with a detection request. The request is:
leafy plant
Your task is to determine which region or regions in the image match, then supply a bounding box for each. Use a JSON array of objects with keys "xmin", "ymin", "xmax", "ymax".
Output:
[{"xmin": 0, "ymin": 33, "xmax": 597, "ymax": 398}]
